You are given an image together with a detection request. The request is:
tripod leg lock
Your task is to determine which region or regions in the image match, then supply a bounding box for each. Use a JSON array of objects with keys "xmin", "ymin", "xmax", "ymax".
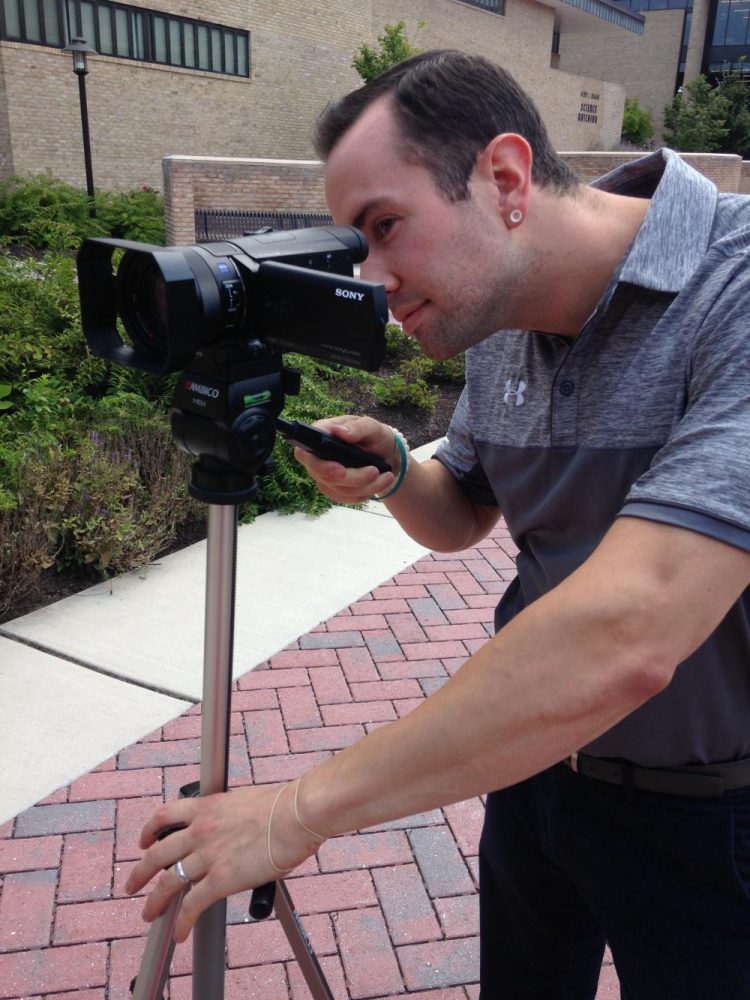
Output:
[{"xmin": 249, "ymin": 881, "xmax": 276, "ymax": 920}]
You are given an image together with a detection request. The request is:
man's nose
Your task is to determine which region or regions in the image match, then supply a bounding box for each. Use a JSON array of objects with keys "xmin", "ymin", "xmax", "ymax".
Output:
[{"xmin": 361, "ymin": 255, "xmax": 399, "ymax": 294}]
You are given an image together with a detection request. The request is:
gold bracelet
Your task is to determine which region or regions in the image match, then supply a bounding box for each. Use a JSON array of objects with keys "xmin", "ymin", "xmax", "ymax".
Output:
[
  {"xmin": 293, "ymin": 776, "xmax": 326, "ymax": 843},
  {"xmin": 266, "ymin": 783, "xmax": 294, "ymax": 876}
]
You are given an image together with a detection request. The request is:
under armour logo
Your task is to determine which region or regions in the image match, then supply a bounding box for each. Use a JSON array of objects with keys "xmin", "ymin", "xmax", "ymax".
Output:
[{"xmin": 503, "ymin": 379, "xmax": 527, "ymax": 406}]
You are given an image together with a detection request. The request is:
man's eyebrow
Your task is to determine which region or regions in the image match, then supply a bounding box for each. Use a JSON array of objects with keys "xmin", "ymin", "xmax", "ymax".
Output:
[{"xmin": 352, "ymin": 198, "xmax": 388, "ymax": 232}]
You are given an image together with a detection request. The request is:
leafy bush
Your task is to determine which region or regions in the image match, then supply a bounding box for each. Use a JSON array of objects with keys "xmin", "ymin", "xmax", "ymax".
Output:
[
  {"xmin": 0, "ymin": 173, "xmax": 460, "ymax": 620},
  {"xmin": 621, "ymin": 98, "xmax": 654, "ymax": 146},
  {"xmin": 96, "ymin": 187, "xmax": 166, "ymax": 244},
  {"xmin": 0, "ymin": 173, "xmax": 104, "ymax": 247},
  {"xmin": 375, "ymin": 373, "xmax": 438, "ymax": 410},
  {"xmin": 0, "ymin": 173, "xmax": 165, "ymax": 247}
]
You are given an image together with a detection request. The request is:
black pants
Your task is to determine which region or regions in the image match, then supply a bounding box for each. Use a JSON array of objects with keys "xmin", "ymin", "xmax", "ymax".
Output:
[{"xmin": 479, "ymin": 762, "xmax": 750, "ymax": 999}]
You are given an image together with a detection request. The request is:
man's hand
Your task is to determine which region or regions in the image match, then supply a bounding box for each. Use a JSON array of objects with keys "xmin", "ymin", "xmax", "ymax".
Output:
[
  {"xmin": 124, "ymin": 782, "xmax": 322, "ymax": 943},
  {"xmin": 292, "ymin": 415, "xmax": 399, "ymax": 504}
]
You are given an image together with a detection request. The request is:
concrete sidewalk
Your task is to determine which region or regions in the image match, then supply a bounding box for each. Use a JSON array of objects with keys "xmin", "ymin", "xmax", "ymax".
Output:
[
  {"xmin": 0, "ymin": 441, "xmax": 440, "ymax": 825},
  {"xmin": 0, "ymin": 440, "xmax": 621, "ymax": 998}
]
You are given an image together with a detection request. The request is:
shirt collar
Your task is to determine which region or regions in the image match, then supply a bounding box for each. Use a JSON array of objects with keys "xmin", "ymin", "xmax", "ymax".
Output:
[{"xmin": 591, "ymin": 148, "xmax": 718, "ymax": 293}]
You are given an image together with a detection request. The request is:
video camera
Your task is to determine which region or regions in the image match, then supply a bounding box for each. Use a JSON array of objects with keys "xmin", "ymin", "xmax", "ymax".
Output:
[
  {"xmin": 76, "ymin": 226, "xmax": 390, "ymax": 503},
  {"xmin": 77, "ymin": 225, "xmax": 387, "ymax": 376}
]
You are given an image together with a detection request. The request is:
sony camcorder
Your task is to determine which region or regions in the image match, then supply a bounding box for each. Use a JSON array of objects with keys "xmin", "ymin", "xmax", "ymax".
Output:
[{"xmin": 76, "ymin": 225, "xmax": 388, "ymax": 375}]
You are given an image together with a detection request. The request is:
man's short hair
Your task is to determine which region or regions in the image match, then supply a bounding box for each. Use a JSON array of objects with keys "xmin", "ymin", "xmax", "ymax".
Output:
[{"xmin": 314, "ymin": 49, "xmax": 579, "ymax": 200}]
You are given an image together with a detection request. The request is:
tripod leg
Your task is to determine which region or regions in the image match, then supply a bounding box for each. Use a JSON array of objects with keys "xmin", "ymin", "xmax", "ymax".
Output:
[
  {"xmin": 275, "ymin": 881, "xmax": 335, "ymax": 999},
  {"xmin": 130, "ymin": 892, "xmax": 184, "ymax": 1000},
  {"xmin": 131, "ymin": 504, "xmax": 237, "ymax": 999},
  {"xmin": 191, "ymin": 502, "xmax": 238, "ymax": 999}
]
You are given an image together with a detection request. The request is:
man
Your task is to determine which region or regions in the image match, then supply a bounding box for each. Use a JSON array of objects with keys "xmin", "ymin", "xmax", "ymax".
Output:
[{"xmin": 127, "ymin": 51, "xmax": 750, "ymax": 997}]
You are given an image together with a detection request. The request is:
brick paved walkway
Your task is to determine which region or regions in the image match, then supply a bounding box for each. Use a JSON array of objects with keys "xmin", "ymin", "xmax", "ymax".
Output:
[{"xmin": 0, "ymin": 521, "xmax": 620, "ymax": 998}]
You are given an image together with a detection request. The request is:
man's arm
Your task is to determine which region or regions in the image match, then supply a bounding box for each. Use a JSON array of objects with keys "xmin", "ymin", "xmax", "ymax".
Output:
[
  {"xmin": 126, "ymin": 515, "xmax": 750, "ymax": 940},
  {"xmin": 292, "ymin": 414, "xmax": 500, "ymax": 551}
]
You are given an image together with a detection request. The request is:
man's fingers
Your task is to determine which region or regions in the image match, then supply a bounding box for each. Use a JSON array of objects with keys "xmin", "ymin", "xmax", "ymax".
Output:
[
  {"xmin": 293, "ymin": 446, "xmax": 394, "ymax": 501},
  {"xmin": 138, "ymin": 798, "xmax": 197, "ymax": 849},
  {"xmin": 172, "ymin": 866, "xmax": 236, "ymax": 943},
  {"xmin": 125, "ymin": 825, "xmax": 194, "ymax": 896}
]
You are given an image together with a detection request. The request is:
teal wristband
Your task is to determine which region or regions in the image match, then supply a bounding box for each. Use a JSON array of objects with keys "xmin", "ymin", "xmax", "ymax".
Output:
[{"xmin": 371, "ymin": 432, "xmax": 408, "ymax": 501}]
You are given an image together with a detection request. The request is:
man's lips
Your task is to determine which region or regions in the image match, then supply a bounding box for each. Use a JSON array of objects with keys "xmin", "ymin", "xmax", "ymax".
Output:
[{"xmin": 394, "ymin": 302, "xmax": 427, "ymax": 334}]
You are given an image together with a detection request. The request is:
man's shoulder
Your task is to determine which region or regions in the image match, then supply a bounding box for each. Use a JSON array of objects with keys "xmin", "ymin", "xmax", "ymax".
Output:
[{"xmin": 710, "ymin": 193, "xmax": 750, "ymax": 251}]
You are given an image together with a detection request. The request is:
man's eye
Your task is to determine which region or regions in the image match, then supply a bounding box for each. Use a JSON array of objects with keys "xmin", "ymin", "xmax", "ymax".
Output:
[{"xmin": 374, "ymin": 218, "xmax": 396, "ymax": 239}]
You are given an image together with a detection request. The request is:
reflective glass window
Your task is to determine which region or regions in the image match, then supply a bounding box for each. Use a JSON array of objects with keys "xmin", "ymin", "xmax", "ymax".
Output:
[
  {"xmin": 153, "ymin": 15, "xmax": 166, "ymax": 61},
  {"xmin": 22, "ymin": 0, "xmax": 40, "ymax": 40},
  {"xmin": 196, "ymin": 23, "xmax": 209, "ymax": 69},
  {"xmin": 42, "ymin": 0, "xmax": 60, "ymax": 43},
  {"xmin": 114, "ymin": 7, "xmax": 128, "ymax": 55},
  {"xmin": 169, "ymin": 19, "xmax": 180, "ymax": 62},
  {"xmin": 223, "ymin": 32, "xmax": 234, "ymax": 74},
  {"xmin": 183, "ymin": 20, "xmax": 195, "ymax": 66},
  {"xmin": 726, "ymin": 0, "xmax": 750, "ymax": 43},
  {"xmin": 97, "ymin": 5, "xmax": 113, "ymax": 52},
  {"xmin": 3, "ymin": 0, "xmax": 22, "ymax": 37},
  {"xmin": 0, "ymin": 0, "xmax": 249, "ymax": 76},
  {"xmin": 237, "ymin": 33, "xmax": 247, "ymax": 74},
  {"xmin": 714, "ymin": 0, "xmax": 731, "ymax": 43},
  {"xmin": 80, "ymin": 1, "xmax": 96, "ymax": 46}
]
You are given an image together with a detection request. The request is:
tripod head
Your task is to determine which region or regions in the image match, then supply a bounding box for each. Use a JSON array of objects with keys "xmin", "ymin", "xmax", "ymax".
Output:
[{"xmin": 170, "ymin": 338, "xmax": 300, "ymax": 505}]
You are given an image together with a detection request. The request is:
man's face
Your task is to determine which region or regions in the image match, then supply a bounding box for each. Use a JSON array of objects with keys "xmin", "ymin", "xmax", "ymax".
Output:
[{"xmin": 324, "ymin": 99, "xmax": 528, "ymax": 360}]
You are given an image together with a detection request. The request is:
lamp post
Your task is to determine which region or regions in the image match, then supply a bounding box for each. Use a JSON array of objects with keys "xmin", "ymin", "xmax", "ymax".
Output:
[{"xmin": 64, "ymin": 36, "xmax": 98, "ymax": 218}]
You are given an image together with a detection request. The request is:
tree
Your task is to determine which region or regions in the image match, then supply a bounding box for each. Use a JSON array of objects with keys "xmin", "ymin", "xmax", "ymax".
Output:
[
  {"xmin": 714, "ymin": 64, "xmax": 750, "ymax": 158},
  {"xmin": 662, "ymin": 76, "xmax": 730, "ymax": 152},
  {"xmin": 352, "ymin": 21, "xmax": 423, "ymax": 83},
  {"xmin": 620, "ymin": 98, "xmax": 654, "ymax": 146}
]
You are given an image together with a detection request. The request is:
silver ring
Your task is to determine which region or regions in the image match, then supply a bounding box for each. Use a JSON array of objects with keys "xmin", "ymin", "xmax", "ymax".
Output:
[{"xmin": 174, "ymin": 859, "xmax": 192, "ymax": 886}]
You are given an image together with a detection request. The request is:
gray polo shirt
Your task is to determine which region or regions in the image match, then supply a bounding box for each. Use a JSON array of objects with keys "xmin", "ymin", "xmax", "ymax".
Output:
[{"xmin": 435, "ymin": 149, "xmax": 750, "ymax": 767}]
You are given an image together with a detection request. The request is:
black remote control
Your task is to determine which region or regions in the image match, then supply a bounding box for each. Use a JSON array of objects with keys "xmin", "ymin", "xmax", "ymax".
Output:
[{"xmin": 275, "ymin": 417, "xmax": 392, "ymax": 473}]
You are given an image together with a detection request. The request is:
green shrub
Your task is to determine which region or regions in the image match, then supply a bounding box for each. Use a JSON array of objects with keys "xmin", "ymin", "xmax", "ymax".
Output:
[
  {"xmin": 0, "ymin": 173, "xmax": 165, "ymax": 248},
  {"xmin": 621, "ymin": 97, "xmax": 654, "ymax": 146},
  {"xmin": 374, "ymin": 373, "xmax": 438, "ymax": 410},
  {"xmin": 95, "ymin": 187, "xmax": 166, "ymax": 244},
  {"xmin": 0, "ymin": 173, "xmax": 105, "ymax": 247}
]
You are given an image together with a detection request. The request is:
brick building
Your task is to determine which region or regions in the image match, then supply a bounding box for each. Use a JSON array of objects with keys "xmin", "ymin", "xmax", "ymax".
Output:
[
  {"xmin": 0, "ymin": 0, "xmax": 643, "ymax": 193},
  {"xmin": 560, "ymin": 0, "xmax": 750, "ymax": 136}
]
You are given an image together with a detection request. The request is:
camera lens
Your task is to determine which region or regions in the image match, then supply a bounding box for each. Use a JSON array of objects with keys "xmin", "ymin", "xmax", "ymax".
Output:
[{"xmin": 119, "ymin": 252, "xmax": 170, "ymax": 357}]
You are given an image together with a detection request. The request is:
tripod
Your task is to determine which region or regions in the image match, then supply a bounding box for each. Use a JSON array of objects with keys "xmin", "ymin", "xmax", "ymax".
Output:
[{"xmin": 130, "ymin": 348, "xmax": 335, "ymax": 999}]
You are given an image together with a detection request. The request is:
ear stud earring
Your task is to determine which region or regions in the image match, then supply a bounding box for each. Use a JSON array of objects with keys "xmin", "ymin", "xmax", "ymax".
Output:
[{"xmin": 509, "ymin": 209, "xmax": 524, "ymax": 225}]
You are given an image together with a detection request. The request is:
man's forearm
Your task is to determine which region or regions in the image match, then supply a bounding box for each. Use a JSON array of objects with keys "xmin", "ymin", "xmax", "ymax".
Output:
[
  {"xmin": 384, "ymin": 456, "xmax": 500, "ymax": 551},
  {"xmin": 298, "ymin": 551, "xmax": 667, "ymax": 838},
  {"xmin": 297, "ymin": 516, "xmax": 750, "ymax": 839}
]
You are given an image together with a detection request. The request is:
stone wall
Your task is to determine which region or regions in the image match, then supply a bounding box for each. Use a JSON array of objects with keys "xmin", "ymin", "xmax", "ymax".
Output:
[
  {"xmin": 164, "ymin": 150, "xmax": 745, "ymax": 244},
  {"xmin": 562, "ymin": 151, "xmax": 743, "ymax": 191},
  {"xmin": 0, "ymin": 0, "xmax": 625, "ymax": 193}
]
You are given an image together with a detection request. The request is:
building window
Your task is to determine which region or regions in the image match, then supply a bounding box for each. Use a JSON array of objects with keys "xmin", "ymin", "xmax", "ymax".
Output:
[
  {"xmin": 0, "ymin": 0, "xmax": 250, "ymax": 76},
  {"xmin": 713, "ymin": 0, "xmax": 750, "ymax": 44},
  {"xmin": 457, "ymin": 0, "xmax": 505, "ymax": 15}
]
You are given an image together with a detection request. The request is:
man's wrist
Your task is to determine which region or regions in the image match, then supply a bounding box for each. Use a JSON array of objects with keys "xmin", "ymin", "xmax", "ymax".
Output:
[{"xmin": 372, "ymin": 428, "xmax": 409, "ymax": 502}]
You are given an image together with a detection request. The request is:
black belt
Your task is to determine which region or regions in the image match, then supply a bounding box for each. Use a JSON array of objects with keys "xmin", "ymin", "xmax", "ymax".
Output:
[{"xmin": 566, "ymin": 752, "xmax": 750, "ymax": 799}]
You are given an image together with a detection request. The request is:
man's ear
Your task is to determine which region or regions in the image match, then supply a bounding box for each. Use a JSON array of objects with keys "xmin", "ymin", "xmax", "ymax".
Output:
[{"xmin": 474, "ymin": 133, "xmax": 532, "ymax": 229}]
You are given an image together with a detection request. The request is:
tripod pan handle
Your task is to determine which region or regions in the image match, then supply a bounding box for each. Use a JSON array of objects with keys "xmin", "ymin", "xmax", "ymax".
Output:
[{"xmin": 249, "ymin": 881, "xmax": 276, "ymax": 920}]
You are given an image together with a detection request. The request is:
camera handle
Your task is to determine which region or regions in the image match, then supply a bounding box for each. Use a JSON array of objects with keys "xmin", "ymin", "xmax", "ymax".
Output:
[{"xmin": 130, "ymin": 356, "xmax": 334, "ymax": 999}]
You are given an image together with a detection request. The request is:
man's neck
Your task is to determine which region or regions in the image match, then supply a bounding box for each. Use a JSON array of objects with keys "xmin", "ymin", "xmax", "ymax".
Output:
[{"xmin": 519, "ymin": 184, "xmax": 651, "ymax": 338}]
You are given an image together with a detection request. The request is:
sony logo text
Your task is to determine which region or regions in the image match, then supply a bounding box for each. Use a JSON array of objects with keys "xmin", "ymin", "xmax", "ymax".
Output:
[{"xmin": 335, "ymin": 288, "xmax": 365, "ymax": 301}]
